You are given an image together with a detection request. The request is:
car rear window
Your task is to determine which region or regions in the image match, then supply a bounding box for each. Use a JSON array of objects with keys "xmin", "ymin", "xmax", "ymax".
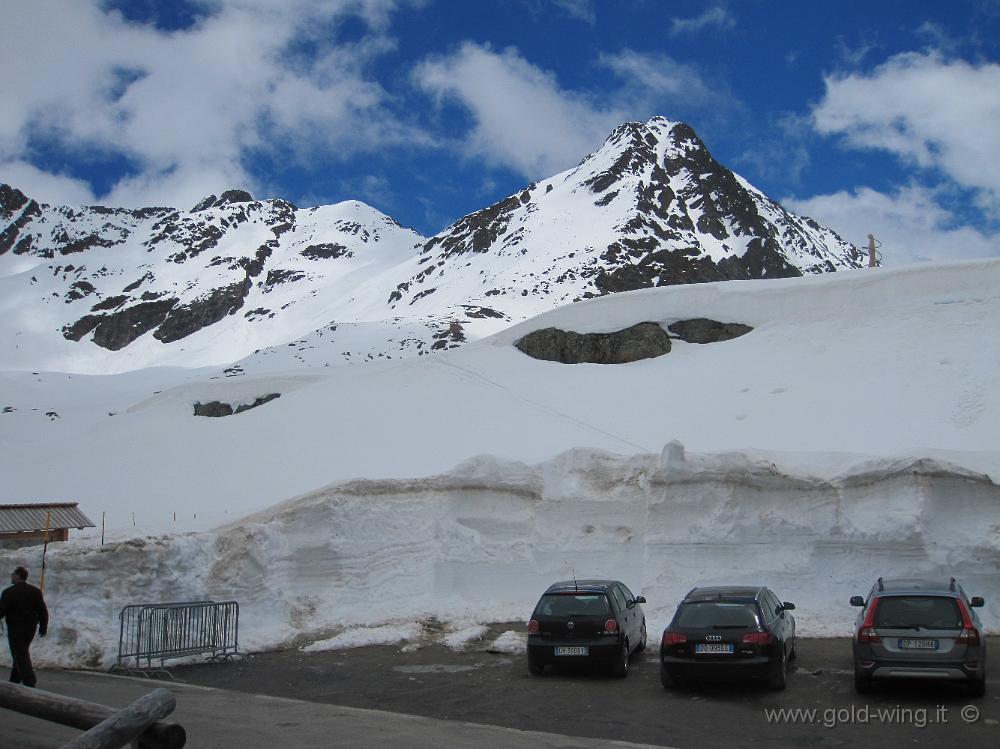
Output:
[
  {"xmin": 537, "ymin": 593, "xmax": 611, "ymax": 617},
  {"xmin": 875, "ymin": 596, "xmax": 962, "ymax": 630},
  {"xmin": 675, "ymin": 602, "xmax": 759, "ymax": 628}
]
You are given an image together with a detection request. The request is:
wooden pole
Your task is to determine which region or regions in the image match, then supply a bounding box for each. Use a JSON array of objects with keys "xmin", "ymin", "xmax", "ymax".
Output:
[
  {"xmin": 60, "ymin": 687, "xmax": 177, "ymax": 749},
  {"xmin": 867, "ymin": 233, "xmax": 879, "ymax": 267},
  {"xmin": 0, "ymin": 683, "xmax": 185, "ymax": 749},
  {"xmin": 101, "ymin": 511, "xmax": 105, "ymax": 546}
]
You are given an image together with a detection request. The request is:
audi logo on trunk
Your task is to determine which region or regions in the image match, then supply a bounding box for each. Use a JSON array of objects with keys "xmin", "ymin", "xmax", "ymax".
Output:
[{"xmin": 705, "ymin": 634, "xmax": 722, "ymax": 641}]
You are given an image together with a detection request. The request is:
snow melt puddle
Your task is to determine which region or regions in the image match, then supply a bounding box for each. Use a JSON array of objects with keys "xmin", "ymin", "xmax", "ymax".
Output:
[{"xmin": 394, "ymin": 664, "xmax": 480, "ymax": 674}]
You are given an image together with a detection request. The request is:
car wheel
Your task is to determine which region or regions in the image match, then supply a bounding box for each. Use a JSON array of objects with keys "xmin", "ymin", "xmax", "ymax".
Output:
[
  {"xmin": 613, "ymin": 640, "xmax": 630, "ymax": 678},
  {"xmin": 767, "ymin": 649, "xmax": 787, "ymax": 690},
  {"xmin": 968, "ymin": 676, "xmax": 986, "ymax": 697},
  {"xmin": 788, "ymin": 640, "xmax": 797, "ymax": 661},
  {"xmin": 636, "ymin": 624, "xmax": 647, "ymax": 653},
  {"xmin": 854, "ymin": 668, "xmax": 872, "ymax": 694},
  {"xmin": 528, "ymin": 657, "xmax": 545, "ymax": 676}
]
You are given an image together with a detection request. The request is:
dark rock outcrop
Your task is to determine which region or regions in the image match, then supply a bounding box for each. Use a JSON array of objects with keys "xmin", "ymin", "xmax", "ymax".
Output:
[
  {"xmin": 153, "ymin": 279, "xmax": 251, "ymax": 343},
  {"xmin": 191, "ymin": 190, "xmax": 254, "ymax": 212},
  {"xmin": 193, "ymin": 393, "xmax": 280, "ymax": 417},
  {"xmin": 62, "ymin": 298, "xmax": 179, "ymax": 350},
  {"xmin": 668, "ymin": 318, "xmax": 753, "ymax": 344},
  {"xmin": 514, "ymin": 322, "xmax": 671, "ymax": 364},
  {"xmin": 301, "ymin": 243, "xmax": 350, "ymax": 260}
]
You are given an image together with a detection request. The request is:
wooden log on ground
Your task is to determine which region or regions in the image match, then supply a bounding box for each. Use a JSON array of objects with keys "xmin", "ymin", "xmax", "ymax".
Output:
[
  {"xmin": 0, "ymin": 682, "xmax": 185, "ymax": 749},
  {"xmin": 60, "ymin": 687, "xmax": 176, "ymax": 749}
]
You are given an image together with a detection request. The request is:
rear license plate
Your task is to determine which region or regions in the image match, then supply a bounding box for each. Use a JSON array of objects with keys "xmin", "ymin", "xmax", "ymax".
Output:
[
  {"xmin": 554, "ymin": 646, "xmax": 588, "ymax": 656},
  {"xmin": 695, "ymin": 643, "xmax": 734, "ymax": 654},
  {"xmin": 898, "ymin": 639, "xmax": 938, "ymax": 650}
]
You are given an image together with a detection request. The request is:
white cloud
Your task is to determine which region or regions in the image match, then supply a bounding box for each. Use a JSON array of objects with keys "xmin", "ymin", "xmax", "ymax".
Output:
[
  {"xmin": 812, "ymin": 52, "xmax": 1000, "ymax": 216},
  {"xmin": 551, "ymin": 0, "xmax": 596, "ymax": 24},
  {"xmin": 597, "ymin": 50, "xmax": 717, "ymax": 103},
  {"xmin": 669, "ymin": 7, "xmax": 735, "ymax": 36},
  {"xmin": 413, "ymin": 43, "xmax": 626, "ymax": 179},
  {"xmin": 785, "ymin": 184, "xmax": 1000, "ymax": 266},
  {"xmin": 0, "ymin": 161, "xmax": 97, "ymax": 206},
  {"xmin": 0, "ymin": 0, "xmax": 421, "ymax": 209}
]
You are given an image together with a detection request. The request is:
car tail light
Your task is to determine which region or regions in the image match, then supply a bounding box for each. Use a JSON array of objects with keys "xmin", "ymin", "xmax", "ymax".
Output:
[
  {"xmin": 604, "ymin": 618, "xmax": 618, "ymax": 633},
  {"xmin": 527, "ymin": 619, "xmax": 539, "ymax": 634},
  {"xmin": 957, "ymin": 629, "xmax": 980, "ymax": 645},
  {"xmin": 857, "ymin": 627, "xmax": 881, "ymax": 643},
  {"xmin": 661, "ymin": 631, "xmax": 686, "ymax": 646},
  {"xmin": 742, "ymin": 631, "xmax": 773, "ymax": 645},
  {"xmin": 956, "ymin": 599, "xmax": 980, "ymax": 645},
  {"xmin": 857, "ymin": 597, "xmax": 881, "ymax": 643}
]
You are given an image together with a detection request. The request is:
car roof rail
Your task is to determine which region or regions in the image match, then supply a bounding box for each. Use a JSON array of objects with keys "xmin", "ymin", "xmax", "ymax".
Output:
[{"xmin": 877, "ymin": 577, "xmax": 884, "ymax": 591}]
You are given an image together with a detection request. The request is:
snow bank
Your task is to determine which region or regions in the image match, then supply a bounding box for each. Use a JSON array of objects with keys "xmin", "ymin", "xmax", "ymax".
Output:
[{"xmin": 6, "ymin": 443, "xmax": 998, "ymax": 669}]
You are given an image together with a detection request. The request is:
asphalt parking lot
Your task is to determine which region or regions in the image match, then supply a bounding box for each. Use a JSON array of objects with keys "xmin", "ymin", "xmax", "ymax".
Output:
[{"xmin": 171, "ymin": 626, "xmax": 1000, "ymax": 749}]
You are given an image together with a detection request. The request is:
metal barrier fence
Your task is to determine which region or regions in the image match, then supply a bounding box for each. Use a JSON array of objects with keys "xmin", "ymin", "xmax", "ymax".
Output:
[{"xmin": 116, "ymin": 600, "xmax": 239, "ymax": 671}]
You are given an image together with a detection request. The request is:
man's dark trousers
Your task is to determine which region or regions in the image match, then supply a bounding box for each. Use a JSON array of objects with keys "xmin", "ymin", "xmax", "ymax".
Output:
[{"xmin": 7, "ymin": 628, "xmax": 37, "ymax": 687}]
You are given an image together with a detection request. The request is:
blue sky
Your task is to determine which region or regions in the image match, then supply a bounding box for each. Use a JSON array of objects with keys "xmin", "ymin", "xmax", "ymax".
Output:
[{"xmin": 2, "ymin": 0, "xmax": 999, "ymax": 264}]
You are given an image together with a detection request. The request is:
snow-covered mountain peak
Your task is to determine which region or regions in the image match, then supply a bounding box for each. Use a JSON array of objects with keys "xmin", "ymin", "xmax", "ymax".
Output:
[{"xmin": 389, "ymin": 116, "xmax": 863, "ymax": 317}]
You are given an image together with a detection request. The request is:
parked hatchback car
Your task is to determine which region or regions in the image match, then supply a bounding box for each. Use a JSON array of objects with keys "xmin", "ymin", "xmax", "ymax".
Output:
[
  {"xmin": 851, "ymin": 577, "xmax": 987, "ymax": 696},
  {"xmin": 527, "ymin": 579, "xmax": 647, "ymax": 677},
  {"xmin": 659, "ymin": 586, "xmax": 796, "ymax": 690}
]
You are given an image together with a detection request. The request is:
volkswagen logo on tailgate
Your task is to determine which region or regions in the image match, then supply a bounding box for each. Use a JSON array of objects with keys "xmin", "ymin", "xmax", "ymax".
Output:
[
  {"xmin": 705, "ymin": 634, "xmax": 722, "ymax": 641},
  {"xmin": 567, "ymin": 621, "xmax": 575, "ymax": 630}
]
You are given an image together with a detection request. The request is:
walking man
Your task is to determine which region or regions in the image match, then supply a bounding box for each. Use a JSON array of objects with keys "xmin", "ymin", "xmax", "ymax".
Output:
[{"xmin": 0, "ymin": 566, "xmax": 48, "ymax": 688}]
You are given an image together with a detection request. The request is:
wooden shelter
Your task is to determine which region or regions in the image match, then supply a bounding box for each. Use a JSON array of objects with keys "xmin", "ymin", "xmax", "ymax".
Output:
[{"xmin": 0, "ymin": 502, "xmax": 94, "ymax": 547}]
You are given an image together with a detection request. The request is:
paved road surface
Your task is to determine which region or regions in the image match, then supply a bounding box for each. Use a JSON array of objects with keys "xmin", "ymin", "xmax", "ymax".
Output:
[
  {"xmin": 2, "ymin": 669, "xmax": 672, "ymax": 749},
  {"xmin": 4, "ymin": 631, "xmax": 998, "ymax": 748}
]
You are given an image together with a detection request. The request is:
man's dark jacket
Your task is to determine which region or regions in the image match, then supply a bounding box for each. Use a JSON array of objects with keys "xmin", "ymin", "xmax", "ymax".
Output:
[{"xmin": 0, "ymin": 582, "xmax": 49, "ymax": 637}]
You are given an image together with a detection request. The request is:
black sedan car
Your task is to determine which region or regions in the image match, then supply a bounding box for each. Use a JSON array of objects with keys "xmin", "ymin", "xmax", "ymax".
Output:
[
  {"xmin": 527, "ymin": 579, "xmax": 647, "ymax": 677},
  {"xmin": 659, "ymin": 586, "xmax": 796, "ymax": 690}
]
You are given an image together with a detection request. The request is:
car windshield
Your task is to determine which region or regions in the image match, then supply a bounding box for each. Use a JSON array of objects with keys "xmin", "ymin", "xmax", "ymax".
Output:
[
  {"xmin": 675, "ymin": 601, "xmax": 759, "ymax": 628},
  {"xmin": 537, "ymin": 593, "xmax": 611, "ymax": 617},
  {"xmin": 875, "ymin": 596, "xmax": 962, "ymax": 630}
]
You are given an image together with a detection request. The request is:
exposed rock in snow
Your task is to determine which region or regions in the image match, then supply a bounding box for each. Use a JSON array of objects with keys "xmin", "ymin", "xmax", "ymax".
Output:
[
  {"xmin": 667, "ymin": 318, "xmax": 753, "ymax": 344},
  {"xmin": 513, "ymin": 322, "xmax": 672, "ymax": 364}
]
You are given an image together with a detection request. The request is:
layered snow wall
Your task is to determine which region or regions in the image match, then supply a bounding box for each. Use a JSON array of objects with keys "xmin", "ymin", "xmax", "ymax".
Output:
[{"xmin": 4, "ymin": 443, "xmax": 998, "ymax": 669}]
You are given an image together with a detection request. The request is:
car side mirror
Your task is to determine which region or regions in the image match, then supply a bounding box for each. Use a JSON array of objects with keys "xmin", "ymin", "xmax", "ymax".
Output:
[
  {"xmin": 635, "ymin": 596, "xmax": 646, "ymax": 604},
  {"xmin": 970, "ymin": 596, "xmax": 985, "ymax": 608},
  {"xmin": 781, "ymin": 602, "xmax": 795, "ymax": 611},
  {"xmin": 850, "ymin": 596, "xmax": 865, "ymax": 607}
]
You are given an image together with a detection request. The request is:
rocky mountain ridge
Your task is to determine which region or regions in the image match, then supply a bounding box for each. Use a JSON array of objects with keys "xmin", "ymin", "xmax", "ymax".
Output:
[{"xmin": 0, "ymin": 116, "xmax": 862, "ymax": 373}]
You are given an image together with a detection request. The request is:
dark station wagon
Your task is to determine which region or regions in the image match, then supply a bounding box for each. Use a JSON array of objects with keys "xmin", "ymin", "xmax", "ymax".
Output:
[
  {"xmin": 527, "ymin": 579, "xmax": 647, "ymax": 677},
  {"xmin": 660, "ymin": 585, "xmax": 797, "ymax": 690}
]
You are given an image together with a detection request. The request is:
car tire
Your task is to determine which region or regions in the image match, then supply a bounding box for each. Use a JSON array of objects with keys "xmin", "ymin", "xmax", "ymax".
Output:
[
  {"xmin": 854, "ymin": 668, "xmax": 872, "ymax": 694},
  {"xmin": 612, "ymin": 641, "xmax": 630, "ymax": 678},
  {"xmin": 788, "ymin": 640, "xmax": 797, "ymax": 661},
  {"xmin": 968, "ymin": 676, "xmax": 986, "ymax": 697},
  {"xmin": 768, "ymin": 649, "xmax": 787, "ymax": 690},
  {"xmin": 528, "ymin": 658, "xmax": 545, "ymax": 676},
  {"xmin": 636, "ymin": 624, "xmax": 647, "ymax": 653}
]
